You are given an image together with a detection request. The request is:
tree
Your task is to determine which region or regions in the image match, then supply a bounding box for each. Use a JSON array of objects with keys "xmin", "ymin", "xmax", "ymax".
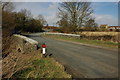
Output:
[
  {"xmin": 84, "ymin": 18, "xmax": 98, "ymax": 31},
  {"xmin": 58, "ymin": 2, "xmax": 93, "ymax": 32},
  {"xmin": 2, "ymin": 1, "xmax": 15, "ymax": 31},
  {"xmin": 2, "ymin": 11, "xmax": 15, "ymax": 35},
  {"xmin": 2, "ymin": 2, "xmax": 16, "ymax": 57},
  {"xmin": 14, "ymin": 9, "xmax": 46, "ymax": 32},
  {"xmin": 1, "ymin": 2, "xmax": 15, "ymax": 12},
  {"xmin": 14, "ymin": 9, "xmax": 33, "ymax": 32},
  {"xmin": 57, "ymin": 13, "xmax": 71, "ymax": 33},
  {"xmin": 36, "ymin": 14, "xmax": 47, "ymax": 25},
  {"xmin": 20, "ymin": 9, "xmax": 33, "ymax": 20},
  {"xmin": 2, "ymin": 1, "xmax": 15, "ymax": 35},
  {"xmin": 28, "ymin": 19, "xmax": 43, "ymax": 32}
]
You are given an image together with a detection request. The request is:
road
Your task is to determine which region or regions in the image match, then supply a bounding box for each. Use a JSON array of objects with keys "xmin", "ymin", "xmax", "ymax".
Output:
[{"xmin": 28, "ymin": 34, "xmax": 118, "ymax": 78}]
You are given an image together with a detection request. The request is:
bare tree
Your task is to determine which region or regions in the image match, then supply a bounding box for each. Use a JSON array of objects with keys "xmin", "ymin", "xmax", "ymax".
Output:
[
  {"xmin": 58, "ymin": 2, "xmax": 93, "ymax": 32},
  {"xmin": 1, "ymin": 2, "xmax": 15, "ymax": 12},
  {"xmin": 57, "ymin": 13, "xmax": 71, "ymax": 32},
  {"xmin": 36, "ymin": 15, "xmax": 47, "ymax": 25},
  {"xmin": 19, "ymin": 9, "xmax": 33, "ymax": 21},
  {"xmin": 84, "ymin": 18, "xmax": 98, "ymax": 31}
]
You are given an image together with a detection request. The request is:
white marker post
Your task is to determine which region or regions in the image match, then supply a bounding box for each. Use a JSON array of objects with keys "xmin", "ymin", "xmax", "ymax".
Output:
[{"xmin": 42, "ymin": 43, "xmax": 46, "ymax": 57}]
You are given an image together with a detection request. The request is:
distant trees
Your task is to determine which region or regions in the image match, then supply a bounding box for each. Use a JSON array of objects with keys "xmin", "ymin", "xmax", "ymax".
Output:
[
  {"xmin": 57, "ymin": 13, "xmax": 71, "ymax": 33},
  {"xmin": 36, "ymin": 14, "xmax": 47, "ymax": 26},
  {"xmin": 2, "ymin": 2, "xmax": 47, "ymax": 33},
  {"xmin": 25, "ymin": 19, "xmax": 43, "ymax": 32},
  {"xmin": 84, "ymin": 18, "xmax": 98, "ymax": 31},
  {"xmin": 58, "ymin": 2, "xmax": 98, "ymax": 32},
  {"xmin": 13, "ymin": 9, "xmax": 47, "ymax": 32},
  {"xmin": 14, "ymin": 9, "xmax": 33, "ymax": 32}
]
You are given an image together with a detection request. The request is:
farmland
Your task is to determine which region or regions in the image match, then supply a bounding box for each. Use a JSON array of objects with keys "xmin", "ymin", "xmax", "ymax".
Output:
[{"xmin": 78, "ymin": 32, "xmax": 119, "ymax": 43}]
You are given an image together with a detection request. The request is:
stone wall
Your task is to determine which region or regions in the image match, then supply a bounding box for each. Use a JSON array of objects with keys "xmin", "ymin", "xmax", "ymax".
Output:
[{"xmin": 13, "ymin": 34, "xmax": 38, "ymax": 54}]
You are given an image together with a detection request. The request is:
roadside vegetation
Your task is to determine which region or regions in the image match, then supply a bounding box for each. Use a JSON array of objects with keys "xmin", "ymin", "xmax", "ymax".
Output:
[
  {"xmin": 78, "ymin": 32, "xmax": 119, "ymax": 43},
  {"xmin": 2, "ymin": 2, "xmax": 71, "ymax": 78},
  {"xmin": 1, "ymin": 1, "xmax": 118, "ymax": 79},
  {"xmin": 12, "ymin": 58, "xmax": 71, "ymax": 78},
  {"xmin": 45, "ymin": 35, "xmax": 118, "ymax": 48},
  {"xmin": 2, "ymin": 2, "xmax": 46, "ymax": 58},
  {"xmin": 2, "ymin": 36, "xmax": 71, "ymax": 78}
]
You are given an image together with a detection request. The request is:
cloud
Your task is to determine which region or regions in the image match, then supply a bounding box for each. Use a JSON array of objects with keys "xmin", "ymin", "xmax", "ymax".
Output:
[
  {"xmin": 14, "ymin": 2, "xmax": 59, "ymax": 25},
  {"xmin": 92, "ymin": 14, "xmax": 118, "ymax": 26},
  {"xmin": 14, "ymin": 2, "xmax": 118, "ymax": 26},
  {"xmin": 44, "ymin": 2, "xmax": 59, "ymax": 25}
]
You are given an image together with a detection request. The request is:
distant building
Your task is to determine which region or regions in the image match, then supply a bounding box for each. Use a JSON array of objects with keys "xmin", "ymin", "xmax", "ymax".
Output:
[
  {"xmin": 108, "ymin": 26, "xmax": 120, "ymax": 31},
  {"xmin": 99, "ymin": 24, "xmax": 120, "ymax": 32},
  {"xmin": 100, "ymin": 24, "xmax": 108, "ymax": 29},
  {"xmin": 43, "ymin": 26, "xmax": 59, "ymax": 32}
]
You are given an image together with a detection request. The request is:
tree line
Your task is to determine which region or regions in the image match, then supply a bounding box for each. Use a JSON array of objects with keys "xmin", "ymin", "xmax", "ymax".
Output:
[
  {"xmin": 2, "ymin": 2, "xmax": 47, "ymax": 36},
  {"xmin": 2, "ymin": 2, "xmax": 98, "ymax": 35}
]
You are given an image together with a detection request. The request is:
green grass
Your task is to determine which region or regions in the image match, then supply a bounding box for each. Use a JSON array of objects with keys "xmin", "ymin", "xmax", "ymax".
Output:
[
  {"xmin": 12, "ymin": 67, "xmax": 33, "ymax": 78},
  {"xmin": 45, "ymin": 35, "xmax": 118, "ymax": 48},
  {"xmin": 12, "ymin": 57, "xmax": 71, "ymax": 78}
]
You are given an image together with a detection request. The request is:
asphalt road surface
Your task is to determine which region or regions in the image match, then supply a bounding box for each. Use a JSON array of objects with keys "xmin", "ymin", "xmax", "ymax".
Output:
[{"xmin": 28, "ymin": 34, "xmax": 118, "ymax": 78}]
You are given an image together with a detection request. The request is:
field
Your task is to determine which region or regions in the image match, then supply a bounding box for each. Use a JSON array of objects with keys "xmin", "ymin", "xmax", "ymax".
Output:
[
  {"xmin": 78, "ymin": 32, "xmax": 118, "ymax": 36},
  {"xmin": 77, "ymin": 32, "xmax": 119, "ymax": 43}
]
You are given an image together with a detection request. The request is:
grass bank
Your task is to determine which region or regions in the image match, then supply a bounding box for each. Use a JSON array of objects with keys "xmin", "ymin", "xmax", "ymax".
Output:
[
  {"xmin": 2, "ymin": 36, "xmax": 71, "ymax": 78},
  {"xmin": 12, "ymin": 57, "xmax": 71, "ymax": 78},
  {"xmin": 10, "ymin": 48, "xmax": 71, "ymax": 78},
  {"xmin": 45, "ymin": 35, "xmax": 118, "ymax": 49}
]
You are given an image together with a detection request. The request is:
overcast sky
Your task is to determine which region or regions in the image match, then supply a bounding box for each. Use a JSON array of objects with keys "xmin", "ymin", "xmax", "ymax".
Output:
[{"xmin": 14, "ymin": 2, "xmax": 118, "ymax": 26}]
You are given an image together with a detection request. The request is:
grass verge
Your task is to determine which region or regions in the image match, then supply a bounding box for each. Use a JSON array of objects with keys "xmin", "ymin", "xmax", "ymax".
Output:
[
  {"xmin": 12, "ymin": 54, "xmax": 71, "ymax": 78},
  {"xmin": 3, "ymin": 35, "xmax": 71, "ymax": 78},
  {"xmin": 45, "ymin": 35, "xmax": 118, "ymax": 49}
]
